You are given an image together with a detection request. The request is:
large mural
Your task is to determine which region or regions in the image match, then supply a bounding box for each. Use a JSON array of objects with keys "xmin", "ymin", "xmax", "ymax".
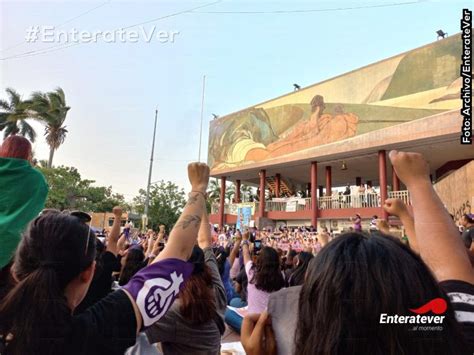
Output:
[{"xmin": 208, "ymin": 35, "xmax": 462, "ymax": 172}]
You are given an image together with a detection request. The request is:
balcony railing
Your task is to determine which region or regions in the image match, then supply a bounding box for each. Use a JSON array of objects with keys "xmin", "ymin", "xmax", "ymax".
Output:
[
  {"xmin": 319, "ymin": 193, "xmax": 380, "ymax": 209},
  {"xmin": 212, "ymin": 191, "xmax": 410, "ymax": 215},
  {"xmin": 388, "ymin": 190, "xmax": 411, "ymax": 205}
]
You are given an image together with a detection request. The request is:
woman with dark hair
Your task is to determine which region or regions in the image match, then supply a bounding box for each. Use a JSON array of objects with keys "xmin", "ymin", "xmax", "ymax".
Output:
[
  {"xmin": 295, "ymin": 233, "xmax": 469, "ymax": 355},
  {"xmin": 241, "ymin": 152, "xmax": 474, "ymax": 355},
  {"xmin": 0, "ymin": 162, "xmax": 211, "ymax": 355},
  {"xmin": 118, "ymin": 247, "xmax": 146, "ymax": 286},
  {"xmin": 225, "ymin": 233, "xmax": 284, "ymax": 334},
  {"xmin": 144, "ymin": 210, "xmax": 226, "ymax": 354},
  {"xmin": 0, "ymin": 135, "xmax": 48, "ymax": 269},
  {"xmin": 287, "ymin": 252, "xmax": 313, "ymax": 287}
]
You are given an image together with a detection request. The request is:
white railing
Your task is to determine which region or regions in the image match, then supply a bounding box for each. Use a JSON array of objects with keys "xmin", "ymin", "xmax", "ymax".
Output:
[
  {"xmin": 319, "ymin": 193, "xmax": 380, "ymax": 209},
  {"xmin": 266, "ymin": 201, "xmax": 287, "ymax": 212},
  {"xmin": 388, "ymin": 190, "xmax": 411, "ymax": 205},
  {"xmin": 212, "ymin": 192, "xmax": 410, "ymax": 214},
  {"xmin": 296, "ymin": 198, "xmax": 312, "ymax": 211}
]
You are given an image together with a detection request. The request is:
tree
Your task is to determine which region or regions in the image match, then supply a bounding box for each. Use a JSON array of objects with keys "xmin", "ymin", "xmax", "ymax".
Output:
[
  {"xmin": 133, "ymin": 180, "xmax": 186, "ymax": 232},
  {"xmin": 207, "ymin": 178, "xmax": 221, "ymax": 203},
  {"xmin": 241, "ymin": 184, "xmax": 254, "ymax": 202},
  {"xmin": 31, "ymin": 88, "xmax": 70, "ymax": 168},
  {"xmin": 0, "ymin": 88, "xmax": 36, "ymax": 142},
  {"xmin": 37, "ymin": 165, "xmax": 128, "ymax": 212}
]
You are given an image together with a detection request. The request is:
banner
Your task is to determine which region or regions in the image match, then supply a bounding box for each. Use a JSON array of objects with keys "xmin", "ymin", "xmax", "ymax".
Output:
[{"xmin": 236, "ymin": 206, "xmax": 252, "ymax": 231}]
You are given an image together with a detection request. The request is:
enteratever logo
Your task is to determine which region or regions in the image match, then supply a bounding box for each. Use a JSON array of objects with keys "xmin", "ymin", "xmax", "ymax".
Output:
[{"xmin": 380, "ymin": 298, "xmax": 447, "ymax": 331}]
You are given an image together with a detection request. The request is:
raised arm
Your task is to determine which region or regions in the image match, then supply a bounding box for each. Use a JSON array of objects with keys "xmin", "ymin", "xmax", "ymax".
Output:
[
  {"xmin": 198, "ymin": 209, "xmax": 211, "ymax": 249},
  {"xmin": 154, "ymin": 162, "xmax": 210, "ymax": 262},
  {"xmin": 229, "ymin": 234, "xmax": 242, "ymax": 267},
  {"xmin": 121, "ymin": 162, "xmax": 210, "ymax": 333},
  {"xmin": 106, "ymin": 206, "xmax": 123, "ymax": 256},
  {"xmin": 383, "ymin": 198, "xmax": 418, "ymax": 253},
  {"xmin": 242, "ymin": 231, "xmax": 252, "ymax": 265},
  {"xmin": 389, "ymin": 151, "xmax": 474, "ymax": 283}
]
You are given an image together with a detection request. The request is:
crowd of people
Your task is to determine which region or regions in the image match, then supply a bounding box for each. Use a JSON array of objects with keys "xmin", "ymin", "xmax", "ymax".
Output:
[{"xmin": 0, "ymin": 135, "xmax": 473, "ymax": 354}]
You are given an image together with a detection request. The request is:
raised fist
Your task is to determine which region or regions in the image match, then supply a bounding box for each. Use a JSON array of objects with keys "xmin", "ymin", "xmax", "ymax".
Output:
[
  {"xmin": 113, "ymin": 206, "xmax": 123, "ymax": 217},
  {"xmin": 383, "ymin": 198, "xmax": 410, "ymax": 218},
  {"xmin": 389, "ymin": 151, "xmax": 430, "ymax": 187},
  {"xmin": 188, "ymin": 162, "xmax": 210, "ymax": 194}
]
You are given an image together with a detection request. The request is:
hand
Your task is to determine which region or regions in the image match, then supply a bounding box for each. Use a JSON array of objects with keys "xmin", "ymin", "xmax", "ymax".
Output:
[
  {"xmin": 318, "ymin": 232, "xmax": 329, "ymax": 247},
  {"xmin": 112, "ymin": 206, "xmax": 123, "ymax": 217},
  {"xmin": 242, "ymin": 231, "xmax": 250, "ymax": 241},
  {"xmin": 376, "ymin": 219, "xmax": 391, "ymax": 234},
  {"xmin": 389, "ymin": 150, "xmax": 430, "ymax": 187},
  {"xmin": 188, "ymin": 162, "xmax": 210, "ymax": 193},
  {"xmin": 241, "ymin": 312, "xmax": 276, "ymax": 355},
  {"xmin": 383, "ymin": 198, "xmax": 410, "ymax": 218}
]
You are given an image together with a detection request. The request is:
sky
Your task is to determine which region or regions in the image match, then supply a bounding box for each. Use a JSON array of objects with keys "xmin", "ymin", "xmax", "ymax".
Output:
[{"xmin": 0, "ymin": 0, "xmax": 471, "ymax": 201}]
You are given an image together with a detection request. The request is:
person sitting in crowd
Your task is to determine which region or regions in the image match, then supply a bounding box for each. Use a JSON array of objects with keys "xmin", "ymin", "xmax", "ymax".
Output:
[
  {"xmin": 241, "ymin": 151, "xmax": 474, "ymax": 355},
  {"xmin": 214, "ymin": 246, "xmax": 236, "ymax": 304},
  {"xmin": 0, "ymin": 162, "xmax": 211, "ymax": 355},
  {"xmin": 225, "ymin": 232, "xmax": 285, "ymax": 334},
  {"xmin": 0, "ymin": 136, "xmax": 48, "ymax": 298},
  {"xmin": 286, "ymin": 251, "xmax": 313, "ymax": 287},
  {"xmin": 141, "ymin": 210, "xmax": 226, "ymax": 354}
]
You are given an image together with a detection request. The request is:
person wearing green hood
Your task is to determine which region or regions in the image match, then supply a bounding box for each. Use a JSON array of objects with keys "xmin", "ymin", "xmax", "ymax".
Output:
[{"xmin": 0, "ymin": 135, "xmax": 48, "ymax": 268}]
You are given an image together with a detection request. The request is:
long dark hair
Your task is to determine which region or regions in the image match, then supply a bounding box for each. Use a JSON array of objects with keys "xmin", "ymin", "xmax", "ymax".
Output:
[
  {"xmin": 251, "ymin": 247, "xmax": 284, "ymax": 293},
  {"xmin": 288, "ymin": 252, "xmax": 313, "ymax": 287},
  {"xmin": 0, "ymin": 213, "xmax": 96, "ymax": 354},
  {"xmin": 179, "ymin": 246, "xmax": 216, "ymax": 324},
  {"xmin": 119, "ymin": 248, "xmax": 145, "ymax": 286},
  {"xmin": 295, "ymin": 232, "xmax": 468, "ymax": 355}
]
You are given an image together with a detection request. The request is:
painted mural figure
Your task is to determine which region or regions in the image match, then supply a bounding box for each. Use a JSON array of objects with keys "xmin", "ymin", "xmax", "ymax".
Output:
[
  {"xmin": 209, "ymin": 95, "xmax": 359, "ymax": 168},
  {"xmin": 208, "ymin": 35, "xmax": 463, "ymax": 172},
  {"xmin": 264, "ymin": 97, "xmax": 359, "ymax": 159}
]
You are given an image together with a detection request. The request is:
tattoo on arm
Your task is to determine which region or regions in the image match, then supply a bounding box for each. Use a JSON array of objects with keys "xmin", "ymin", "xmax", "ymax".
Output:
[{"xmin": 175, "ymin": 215, "xmax": 201, "ymax": 230}]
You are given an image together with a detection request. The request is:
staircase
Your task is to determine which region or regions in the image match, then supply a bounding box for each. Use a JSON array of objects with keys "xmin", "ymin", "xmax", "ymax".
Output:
[{"xmin": 266, "ymin": 176, "xmax": 295, "ymax": 197}]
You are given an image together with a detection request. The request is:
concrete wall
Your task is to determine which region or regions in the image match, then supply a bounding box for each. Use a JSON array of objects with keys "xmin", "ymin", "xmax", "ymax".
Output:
[{"xmin": 434, "ymin": 161, "xmax": 474, "ymax": 221}]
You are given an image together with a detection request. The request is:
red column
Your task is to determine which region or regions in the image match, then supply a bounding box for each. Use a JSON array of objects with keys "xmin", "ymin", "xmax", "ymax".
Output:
[
  {"xmin": 379, "ymin": 150, "xmax": 388, "ymax": 220},
  {"xmin": 311, "ymin": 162, "xmax": 318, "ymax": 227},
  {"xmin": 219, "ymin": 176, "xmax": 226, "ymax": 228},
  {"xmin": 235, "ymin": 179, "xmax": 241, "ymax": 203},
  {"xmin": 325, "ymin": 166, "xmax": 332, "ymax": 196},
  {"xmin": 258, "ymin": 170, "xmax": 266, "ymax": 218},
  {"xmin": 392, "ymin": 168, "xmax": 400, "ymax": 192},
  {"xmin": 275, "ymin": 174, "xmax": 281, "ymax": 198}
]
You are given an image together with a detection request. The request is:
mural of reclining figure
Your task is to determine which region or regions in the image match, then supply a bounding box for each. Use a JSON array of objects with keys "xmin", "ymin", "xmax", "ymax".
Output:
[
  {"xmin": 263, "ymin": 96, "xmax": 359, "ymax": 159},
  {"xmin": 209, "ymin": 95, "xmax": 359, "ymax": 169}
]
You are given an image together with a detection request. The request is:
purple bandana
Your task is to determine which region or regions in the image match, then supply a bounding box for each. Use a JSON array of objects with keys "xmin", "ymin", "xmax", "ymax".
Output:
[{"xmin": 123, "ymin": 258, "xmax": 193, "ymax": 327}]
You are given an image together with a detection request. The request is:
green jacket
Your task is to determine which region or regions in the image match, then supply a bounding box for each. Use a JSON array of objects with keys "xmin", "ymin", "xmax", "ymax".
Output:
[{"xmin": 0, "ymin": 157, "xmax": 48, "ymax": 268}]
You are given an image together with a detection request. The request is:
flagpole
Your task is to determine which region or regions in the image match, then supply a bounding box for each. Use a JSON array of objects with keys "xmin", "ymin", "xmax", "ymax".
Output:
[
  {"xmin": 198, "ymin": 75, "xmax": 206, "ymax": 162},
  {"xmin": 144, "ymin": 107, "xmax": 158, "ymax": 229}
]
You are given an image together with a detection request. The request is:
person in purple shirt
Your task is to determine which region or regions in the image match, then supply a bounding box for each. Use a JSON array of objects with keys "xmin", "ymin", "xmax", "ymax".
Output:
[{"xmin": 0, "ymin": 162, "xmax": 210, "ymax": 355}]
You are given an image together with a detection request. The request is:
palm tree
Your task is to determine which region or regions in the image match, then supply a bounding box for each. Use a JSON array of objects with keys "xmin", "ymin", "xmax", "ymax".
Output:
[
  {"xmin": 241, "ymin": 184, "xmax": 254, "ymax": 202},
  {"xmin": 225, "ymin": 184, "xmax": 236, "ymax": 203},
  {"xmin": 207, "ymin": 178, "xmax": 221, "ymax": 203},
  {"xmin": 30, "ymin": 88, "xmax": 70, "ymax": 168},
  {"xmin": 0, "ymin": 88, "xmax": 36, "ymax": 142}
]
